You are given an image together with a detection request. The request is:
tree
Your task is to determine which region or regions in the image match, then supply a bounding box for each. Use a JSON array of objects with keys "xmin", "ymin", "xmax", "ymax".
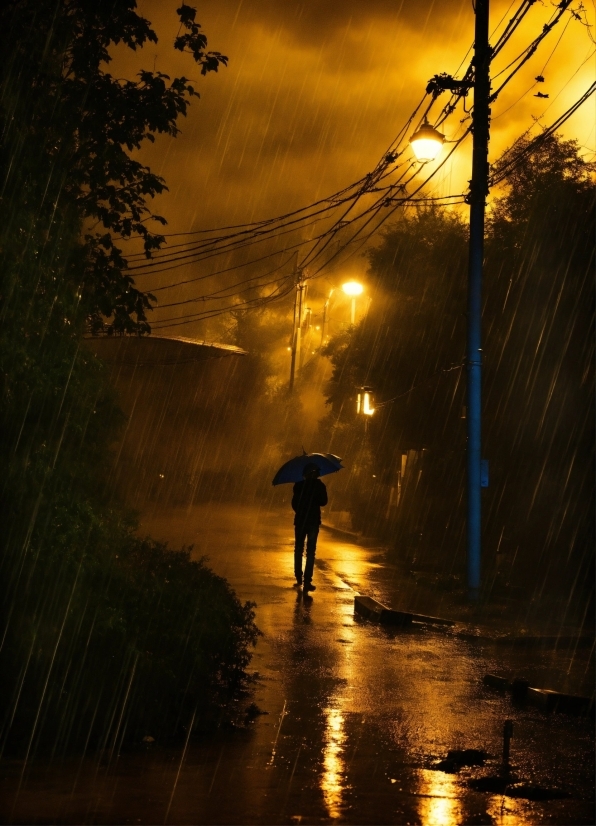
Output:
[
  {"xmin": 324, "ymin": 208, "xmax": 468, "ymax": 448},
  {"xmin": 482, "ymin": 133, "xmax": 594, "ymax": 606},
  {"xmin": 0, "ymin": 0, "xmax": 229, "ymax": 564},
  {"xmin": 320, "ymin": 208, "xmax": 469, "ymax": 543},
  {"xmin": 321, "ymin": 135, "xmax": 594, "ymax": 612},
  {"xmin": 1, "ymin": 0, "xmax": 227, "ymax": 334},
  {"xmin": 0, "ymin": 3, "xmax": 261, "ymax": 755}
]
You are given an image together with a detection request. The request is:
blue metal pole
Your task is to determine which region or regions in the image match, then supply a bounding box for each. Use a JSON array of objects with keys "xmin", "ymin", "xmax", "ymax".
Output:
[{"xmin": 467, "ymin": 0, "xmax": 490, "ymax": 600}]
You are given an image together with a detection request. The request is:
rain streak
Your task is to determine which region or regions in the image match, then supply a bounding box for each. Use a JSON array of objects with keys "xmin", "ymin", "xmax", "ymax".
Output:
[{"xmin": 0, "ymin": 1, "xmax": 593, "ymax": 824}]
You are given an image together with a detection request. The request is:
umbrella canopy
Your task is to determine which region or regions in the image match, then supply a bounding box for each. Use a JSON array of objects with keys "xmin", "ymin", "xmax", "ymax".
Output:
[{"xmin": 272, "ymin": 452, "xmax": 344, "ymax": 486}]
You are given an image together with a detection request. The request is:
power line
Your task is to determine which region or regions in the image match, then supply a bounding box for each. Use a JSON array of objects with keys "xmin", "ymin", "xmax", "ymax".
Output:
[
  {"xmin": 149, "ymin": 276, "xmax": 295, "ymax": 329},
  {"xmin": 157, "ymin": 267, "xmax": 296, "ymax": 311},
  {"xmin": 489, "ymin": 81, "xmax": 596, "ymax": 186},
  {"xmin": 490, "ymin": 0, "xmax": 574, "ymax": 100},
  {"xmin": 133, "ymin": 1, "xmax": 592, "ymax": 328},
  {"xmin": 124, "ymin": 1, "xmax": 573, "ymax": 287},
  {"xmin": 302, "ymin": 128, "xmax": 473, "ymax": 279},
  {"xmin": 375, "ymin": 363, "xmax": 465, "ymax": 408}
]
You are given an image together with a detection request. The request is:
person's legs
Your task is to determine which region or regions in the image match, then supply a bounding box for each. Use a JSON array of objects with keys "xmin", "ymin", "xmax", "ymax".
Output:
[
  {"xmin": 294, "ymin": 525, "xmax": 307, "ymax": 583},
  {"xmin": 303, "ymin": 525, "xmax": 319, "ymax": 586}
]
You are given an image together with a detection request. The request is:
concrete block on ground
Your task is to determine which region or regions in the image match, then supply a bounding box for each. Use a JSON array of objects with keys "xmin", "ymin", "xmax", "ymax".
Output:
[
  {"xmin": 510, "ymin": 678, "xmax": 530, "ymax": 702},
  {"xmin": 354, "ymin": 595, "xmax": 385, "ymax": 622},
  {"xmin": 526, "ymin": 688, "xmax": 595, "ymax": 717},
  {"xmin": 355, "ymin": 596, "xmax": 452, "ymax": 629},
  {"xmin": 483, "ymin": 674, "xmax": 512, "ymax": 691},
  {"xmin": 380, "ymin": 608, "xmax": 413, "ymax": 627},
  {"xmin": 409, "ymin": 612, "xmax": 455, "ymax": 627}
]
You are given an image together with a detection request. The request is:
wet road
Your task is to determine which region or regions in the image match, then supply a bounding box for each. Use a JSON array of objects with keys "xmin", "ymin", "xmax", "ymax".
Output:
[{"xmin": 1, "ymin": 502, "xmax": 594, "ymax": 825}]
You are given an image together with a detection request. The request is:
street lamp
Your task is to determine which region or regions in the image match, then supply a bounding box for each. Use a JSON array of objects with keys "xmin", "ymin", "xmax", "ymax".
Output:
[
  {"xmin": 342, "ymin": 281, "xmax": 364, "ymax": 325},
  {"xmin": 409, "ymin": 119, "xmax": 445, "ymax": 163},
  {"xmin": 321, "ymin": 281, "xmax": 365, "ymax": 344},
  {"xmin": 408, "ymin": 1, "xmax": 490, "ymax": 601}
]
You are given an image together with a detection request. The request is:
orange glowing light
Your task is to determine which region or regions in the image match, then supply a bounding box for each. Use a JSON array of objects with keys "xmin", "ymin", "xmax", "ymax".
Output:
[{"xmin": 342, "ymin": 281, "xmax": 364, "ymax": 297}]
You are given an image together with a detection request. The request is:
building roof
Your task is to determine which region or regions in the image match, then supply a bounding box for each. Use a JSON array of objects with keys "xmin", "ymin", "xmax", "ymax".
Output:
[{"xmin": 84, "ymin": 334, "xmax": 247, "ymax": 366}]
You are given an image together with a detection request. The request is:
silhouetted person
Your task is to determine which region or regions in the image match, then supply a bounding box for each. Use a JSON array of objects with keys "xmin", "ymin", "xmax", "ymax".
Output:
[{"xmin": 292, "ymin": 463, "xmax": 327, "ymax": 592}]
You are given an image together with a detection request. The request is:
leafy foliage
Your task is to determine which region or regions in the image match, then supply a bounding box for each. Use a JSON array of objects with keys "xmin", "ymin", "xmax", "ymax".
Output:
[
  {"xmin": 0, "ymin": 2, "xmax": 260, "ymax": 756},
  {"xmin": 322, "ymin": 135, "xmax": 594, "ymax": 603},
  {"xmin": 323, "ymin": 208, "xmax": 468, "ymax": 450},
  {"xmin": 1, "ymin": 504, "xmax": 259, "ymax": 753},
  {"xmin": 1, "ymin": 0, "xmax": 227, "ymax": 333}
]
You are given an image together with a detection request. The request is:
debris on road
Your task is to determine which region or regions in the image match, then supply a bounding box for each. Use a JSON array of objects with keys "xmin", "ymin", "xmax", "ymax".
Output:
[
  {"xmin": 469, "ymin": 776, "xmax": 571, "ymax": 800},
  {"xmin": 483, "ymin": 673, "xmax": 595, "ymax": 717},
  {"xmin": 435, "ymin": 748, "xmax": 487, "ymax": 772},
  {"xmin": 354, "ymin": 594, "xmax": 455, "ymax": 628}
]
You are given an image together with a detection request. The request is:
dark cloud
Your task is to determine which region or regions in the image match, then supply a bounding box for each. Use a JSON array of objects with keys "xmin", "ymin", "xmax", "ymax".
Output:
[
  {"xmin": 123, "ymin": 0, "xmax": 593, "ymax": 338},
  {"xmin": 214, "ymin": 0, "xmax": 470, "ymax": 42}
]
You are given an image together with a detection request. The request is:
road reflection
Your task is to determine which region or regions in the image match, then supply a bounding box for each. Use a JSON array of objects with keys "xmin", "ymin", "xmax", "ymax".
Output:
[
  {"xmin": 416, "ymin": 769, "xmax": 462, "ymax": 826},
  {"xmin": 321, "ymin": 705, "xmax": 346, "ymax": 819},
  {"xmin": 487, "ymin": 794, "xmax": 527, "ymax": 825},
  {"xmin": 323, "ymin": 540, "xmax": 376, "ymax": 592}
]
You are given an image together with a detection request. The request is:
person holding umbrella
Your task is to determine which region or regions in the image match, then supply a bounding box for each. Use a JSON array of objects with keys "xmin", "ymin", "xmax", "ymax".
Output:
[
  {"xmin": 291, "ymin": 463, "xmax": 328, "ymax": 592},
  {"xmin": 272, "ymin": 452, "xmax": 343, "ymax": 592}
]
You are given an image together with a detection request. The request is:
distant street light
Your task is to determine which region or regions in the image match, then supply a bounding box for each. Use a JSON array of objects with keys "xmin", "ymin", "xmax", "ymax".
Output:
[
  {"xmin": 321, "ymin": 280, "xmax": 365, "ymax": 344},
  {"xmin": 356, "ymin": 386, "xmax": 375, "ymax": 416},
  {"xmin": 342, "ymin": 280, "xmax": 364, "ymax": 325},
  {"xmin": 408, "ymin": 0, "xmax": 491, "ymax": 601},
  {"xmin": 341, "ymin": 281, "xmax": 364, "ymax": 296},
  {"xmin": 409, "ymin": 120, "xmax": 445, "ymax": 163}
]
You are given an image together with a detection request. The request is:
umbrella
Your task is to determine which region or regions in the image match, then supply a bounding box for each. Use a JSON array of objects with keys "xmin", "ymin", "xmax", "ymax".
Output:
[{"xmin": 272, "ymin": 452, "xmax": 344, "ymax": 486}]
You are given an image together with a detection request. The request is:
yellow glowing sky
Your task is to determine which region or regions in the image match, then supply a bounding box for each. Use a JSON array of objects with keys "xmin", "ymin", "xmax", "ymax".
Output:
[{"xmin": 116, "ymin": 0, "xmax": 594, "ymax": 334}]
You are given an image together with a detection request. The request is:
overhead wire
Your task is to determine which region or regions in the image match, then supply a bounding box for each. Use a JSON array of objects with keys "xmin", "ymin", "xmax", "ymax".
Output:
[
  {"xmin": 302, "ymin": 0, "xmax": 588, "ymax": 279},
  {"xmin": 490, "ymin": 0, "xmax": 574, "ymax": 100},
  {"xmin": 126, "ymin": 197, "xmax": 356, "ymax": 271},
  {"xmin": 151, "ymin": 189, "xmax": 469, "ymax": 320},
  {"xmin": 148, "ymin": 277, "xmax": 295, "ymax": 329},
  {"xmin": 304, "ymin": 128, "xmax": 473, "ymax": 279},
  {"xmin": 489, "ymin": 80, "xmax": 596, "ymax": 186},
  {"xmin": 141, "ymin": 0, "xmax": 593, "ymax": 328},
  {"xmin": 151, "ymin": 274, "xmax": 295, "ymax": 325},
  {"xmin": 124, "ymin": 154, "xmax": 403, "ymax": 264},
  {"xmin": 122, "ymin": 168, "xmax": 378, "ymax": 246},
  {"xmin": 122, "ymin": 156, "xmax": 416, "ymax": 277},
  {"xmin": 127, "ymin": 208, "xmax": 339, "ymax": 277},
  {"xmin": 492, "ymin": 14, "xmax": 573, "ymax": 120},
  {"xmin": 147, "ymin": 244, "xmax": 302, "ymax": 293},
  {"xmin": 127, "ymin": 0, "xmax": 569, "ymax": 284},
  {"xmin": 147, "ymin": 68, "xmax": 592, "ymax": 333},
  {"xmin": 490, "ymin": 0, "xmax": 541, "ymax": 60},
  {"xmin": 157, "ymin": 263, "xmax": 297, "ymax": 309},
  {"xmin": 375, "ymin": 363, "xmax": 465, "ymax": 408}
]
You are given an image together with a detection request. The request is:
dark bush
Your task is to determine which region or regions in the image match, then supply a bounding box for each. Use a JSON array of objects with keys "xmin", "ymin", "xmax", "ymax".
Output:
[{"xmin": 0, "ymin": 501, "xmax": 259, "ymax": 756}]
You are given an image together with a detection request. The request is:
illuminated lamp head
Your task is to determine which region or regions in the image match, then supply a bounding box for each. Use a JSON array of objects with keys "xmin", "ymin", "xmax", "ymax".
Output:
[{"xmin": 409, "ymin": 120, "xmax": 445, "ymax": 163}]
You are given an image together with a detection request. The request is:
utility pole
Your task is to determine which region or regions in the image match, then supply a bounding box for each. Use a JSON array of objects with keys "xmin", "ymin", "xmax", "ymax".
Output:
[
  {"xmin": 300, "ymin": 306, "xmax": 311, "ymax": 370},
  {"xmin": 466, "ymin": 0, "xmax": 491, "ymax": 600},
  {"xmin": 320, "ymin": 289, "xmax": 334, "ymax": 348},
  {"xmin": 289, "ymin": 269, "xmax": 306, "ymax": 392}
]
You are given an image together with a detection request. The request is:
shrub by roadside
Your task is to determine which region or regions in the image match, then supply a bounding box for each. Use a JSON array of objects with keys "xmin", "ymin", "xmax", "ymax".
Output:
[{"xmin": 0, "ymin": 498, "xmax": 260, "ymax": 757}]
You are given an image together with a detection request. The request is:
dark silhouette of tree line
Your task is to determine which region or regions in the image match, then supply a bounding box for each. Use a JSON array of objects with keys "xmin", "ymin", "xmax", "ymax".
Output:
[
  {"xmin": 321, "ymin": 134, "xmax": 594, "ymax": 616},
  {"xmin": 0, "ymin": 1, "xmax": 259, "ymax": 755}
]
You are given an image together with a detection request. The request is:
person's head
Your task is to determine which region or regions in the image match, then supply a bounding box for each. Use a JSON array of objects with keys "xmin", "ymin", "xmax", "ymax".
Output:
[{"xmin": 303, "ymin": 462, "xmax": 320, "ymax": 480}]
